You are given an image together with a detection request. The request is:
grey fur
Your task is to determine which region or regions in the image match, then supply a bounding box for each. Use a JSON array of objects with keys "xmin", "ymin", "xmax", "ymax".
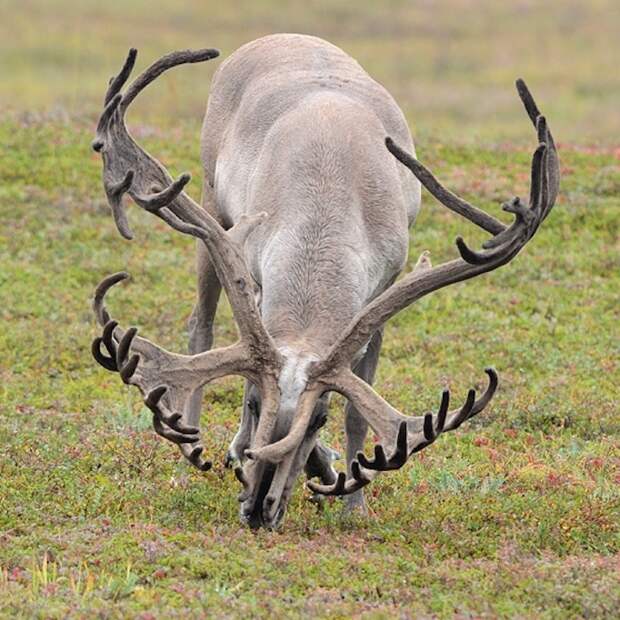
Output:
[{"xmin": 198, "ymin": 35, "xmax": 419, "ymax": 526}]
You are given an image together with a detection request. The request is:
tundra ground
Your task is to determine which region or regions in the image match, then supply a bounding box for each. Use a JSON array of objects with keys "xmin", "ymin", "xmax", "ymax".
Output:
[{"xmin": 1, "ymin": 1, "xmax": 618, "ymax": 618}]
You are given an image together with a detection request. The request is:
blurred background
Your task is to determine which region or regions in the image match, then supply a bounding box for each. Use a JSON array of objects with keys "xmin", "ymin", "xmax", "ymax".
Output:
[{"xmin": 2, "ymin": 0, "xmax": 619, "ymax": 142}]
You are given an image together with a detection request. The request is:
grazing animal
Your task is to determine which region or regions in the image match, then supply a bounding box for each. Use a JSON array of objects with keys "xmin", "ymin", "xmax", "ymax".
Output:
[{"xmin": 91, "ymin": 34, "xmax": 559, "ymax": 529}]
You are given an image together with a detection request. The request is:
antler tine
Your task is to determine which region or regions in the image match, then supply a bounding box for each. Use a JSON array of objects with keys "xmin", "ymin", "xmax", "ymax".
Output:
[
  {"xmin": 385, "ymin": 137, "xmax": 507, "ymax": 235},
  {"xmin": 144, "ymin": 386, "xmax": 202, "ymax": 440},
  {"xmin": 471, "ymin": 367, "xmax": 499, "ymax": 415},
  {"xmin": 307, "ymin": 462, "xmax": 376, "ymax": 497},
  {"xmin": 105, "ymin": 48, "xmax": 138, "ymax": 105},
  {"xmin": 444, "ymin": 388, "xmax": 476, "ymax": 431},
  {"xmin": 528, "ymin": 140, "xmax": 546, "ymax": 213},
  {"xmin": 133, "ymin": 174, "xmax": 191, "ymax": 212},
  {"xmin": 184, "ymin": 445, "xmax": 212, "ymax": 472},
  {"xmin": 307, "ymin": 471, "xmax": 346, "ymax": 496},
  {"xmin": 515, "ymin": 78, "xmax": 542, "ymax": 128},
  {"xmin": 151, "ymin": 414, "xmax": 198, "ymax": 444},
  {"xmin": 91, "ymin": 320, "xmax": 119, "ymax": 371},
  {"xmin": 93, "ymin": 271, "xmax": 130, "ymax": 326},
  {"xmin": 102, "ymin": 170, "xmax": 135, "ymax": 240},
  {"xmin": 93, "ymin": 93, "xmax": 122, "ymax": 145},
  {"xmin": 516, "ymin": 79, "xmax": 559, "ymax": 208}
]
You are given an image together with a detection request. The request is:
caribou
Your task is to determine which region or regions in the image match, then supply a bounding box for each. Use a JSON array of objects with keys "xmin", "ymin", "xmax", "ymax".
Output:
[{"xmin": 91, "ymin": 34, "xmax": 559, "ymax": 529}]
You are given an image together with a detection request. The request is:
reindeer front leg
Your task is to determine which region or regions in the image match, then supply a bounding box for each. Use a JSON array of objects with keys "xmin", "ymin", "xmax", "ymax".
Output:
[
  {"xmin": 183, "ymin": 241, "xmax": 224, "ymax": 468},
  {"xmin": 341, "ymin": 328, "xmax": 384, "ymax": 513}
]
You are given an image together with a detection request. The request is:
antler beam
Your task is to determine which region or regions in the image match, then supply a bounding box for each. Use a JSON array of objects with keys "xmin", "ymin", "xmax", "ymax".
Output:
[{"xmin": 313, "ymin": 79, "xmax": 559, "ymax": 373}]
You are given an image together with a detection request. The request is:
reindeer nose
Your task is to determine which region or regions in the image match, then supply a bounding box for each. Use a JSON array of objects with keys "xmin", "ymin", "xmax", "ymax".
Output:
[{"xmin": 262, "ymin": 499, "xmax": 284, "ymax": 530}]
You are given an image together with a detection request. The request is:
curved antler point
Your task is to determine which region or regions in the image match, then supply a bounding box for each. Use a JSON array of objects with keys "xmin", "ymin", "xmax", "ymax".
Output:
[
  {"xmin": 306, "ymin": 479, "xmax": 321, "ymax": 493},
  {"xmin": 454, "ymin": 236, "xmax": 479, "ymax": 264},
  {"xmin": 484, "ymin": 366, "xmax": 498, "ymax": 378},
  {"xmin": 120, "ymin": 353, "xmax": 139, "ymax": 383},
  {"xmin": 190, "ymin": 445, "xmax": 203, "ymax": 458},
  {"xmin": 439, "ymin": 388, "xmax": 450, "ymax": 410}
]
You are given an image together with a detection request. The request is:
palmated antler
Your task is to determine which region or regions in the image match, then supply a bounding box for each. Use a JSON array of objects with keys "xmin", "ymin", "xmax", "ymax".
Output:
[
  {"xmin": 92, "ymin": 47, "xmax": 276, "ymax": 359},
  {"xmin": 92, "ymin": 273, "xmax": 260, "ymax": 470},
  {"xmin": 253, "ymin": 80, "xmax": 559, "ymax": 497},
  {"xmin": 91, "ymin": 49, "xmax": 284, "ymax": 472}
]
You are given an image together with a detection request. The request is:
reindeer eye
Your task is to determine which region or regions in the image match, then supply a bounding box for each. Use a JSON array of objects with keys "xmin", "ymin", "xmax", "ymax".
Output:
[{"xmin": 247, "ymin": 399, "xmax": 259, "ymax": 418}]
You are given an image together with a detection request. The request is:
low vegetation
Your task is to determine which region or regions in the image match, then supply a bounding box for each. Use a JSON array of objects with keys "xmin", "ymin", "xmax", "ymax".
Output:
[{"xmin": 1, "ymin": 1, "xmax": 618, "ymax": 617}]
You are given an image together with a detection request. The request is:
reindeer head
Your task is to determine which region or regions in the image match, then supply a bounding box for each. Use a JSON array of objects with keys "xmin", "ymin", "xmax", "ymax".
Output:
[{"xmin": 91, "ymin": 48, "xmax": 558, "ymax": 529}]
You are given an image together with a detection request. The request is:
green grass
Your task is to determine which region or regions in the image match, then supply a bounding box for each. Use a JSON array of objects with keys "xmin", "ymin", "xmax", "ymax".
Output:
[{"xmin": 1, "ymin": 1, "xmax": 619, "ymax": 618}]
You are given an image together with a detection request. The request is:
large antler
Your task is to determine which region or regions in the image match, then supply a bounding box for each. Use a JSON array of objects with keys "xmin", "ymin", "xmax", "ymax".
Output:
[
  {"xmin": 255, "ymin": 80, "xmax": 559, "ymax": 496},
  {"xmin": 91, "ymin": 49, "xmax": 283, "ymax": 471},
  {"xmin": 92, "ymin": 47, "xmax": 278, "ymax": 359},
  {"xmin": 92, "ymin": 273, "xmax": 257, "ymax": 470},
  {"xmin": 316, "ymin": 79, "xmax": 559, "ymax": 371}
]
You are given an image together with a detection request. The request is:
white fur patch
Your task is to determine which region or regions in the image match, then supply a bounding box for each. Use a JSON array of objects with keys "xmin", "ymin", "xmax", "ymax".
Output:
[{"xmin": 277, "ymin": 346, "xmax": 319, "ymax": 411}]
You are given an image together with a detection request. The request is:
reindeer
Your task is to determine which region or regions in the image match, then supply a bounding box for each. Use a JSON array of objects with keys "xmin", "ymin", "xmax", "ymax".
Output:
[{"xmin": 91, "ymin": 34, "xmax": 559, "ymax": 529}]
